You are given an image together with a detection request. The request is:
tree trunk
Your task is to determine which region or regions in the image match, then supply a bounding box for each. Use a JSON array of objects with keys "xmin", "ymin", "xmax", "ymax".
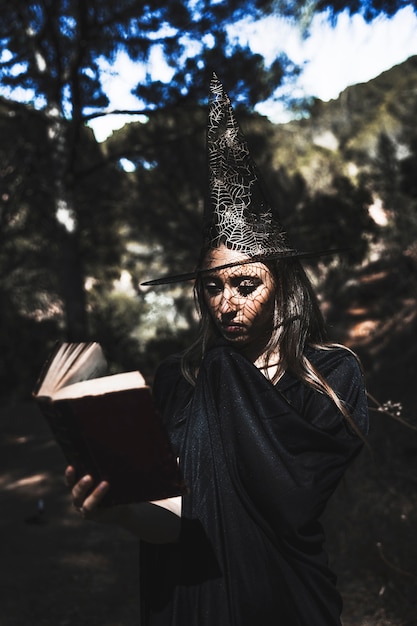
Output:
[
  {"xmin": 57, "ymin": 228, "xmax": 88, "ymax": 340},
  {"xmin": 47, "ymin": 110, "xmax": 89, "ymax": 340}
]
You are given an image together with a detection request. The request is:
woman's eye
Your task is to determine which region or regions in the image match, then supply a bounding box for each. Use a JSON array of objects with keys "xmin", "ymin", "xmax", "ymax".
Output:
[
  {"xmin": 204, "ymin": 283, "xmax": 222, "ymax": 295},
  {"xmin": 237, "ymin": 280, "xmax": 258, "ymax": 296}
]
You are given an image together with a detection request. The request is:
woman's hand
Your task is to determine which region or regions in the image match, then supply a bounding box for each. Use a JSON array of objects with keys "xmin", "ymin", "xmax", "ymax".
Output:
[
  {"xmin": 64, "ymin": 465, "xmax": 182, "ymax": 542},
  {"xmin": 65, "ymin": 465, "xmax": 120, "ymax": 524}
]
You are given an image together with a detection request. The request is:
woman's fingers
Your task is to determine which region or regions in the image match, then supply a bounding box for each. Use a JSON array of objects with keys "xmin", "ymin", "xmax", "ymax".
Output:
[
  {"xmin": 71, "ymin": 474, "xmax": 95, "ymax": 508},
  {"xmin": 64, "ymin": 465, "xmax": 77, "ymax": 487},
  {"xmin": 65, "ymin": 467, "xmax": 111, "ymax": 521},
  {"xmin": 81, "ymin": 481, "xmax": 110, "ymax": 514}
]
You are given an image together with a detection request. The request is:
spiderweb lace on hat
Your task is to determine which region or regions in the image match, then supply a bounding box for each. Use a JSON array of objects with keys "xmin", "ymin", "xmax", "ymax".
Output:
[{"xmin": 205, "ymin": 73, "xmax": 290, "ymax": 256}]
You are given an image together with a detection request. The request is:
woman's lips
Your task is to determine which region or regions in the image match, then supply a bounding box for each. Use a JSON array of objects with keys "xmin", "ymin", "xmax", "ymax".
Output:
[{"xmin": 221, "ymin": 323, "xmax": 245, "ymax": 334}]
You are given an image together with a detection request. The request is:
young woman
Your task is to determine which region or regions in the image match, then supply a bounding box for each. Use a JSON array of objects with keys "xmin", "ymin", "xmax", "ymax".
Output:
[{"xmin": 66, "ymin": 74, "xmax": 368, "ymax": 626}]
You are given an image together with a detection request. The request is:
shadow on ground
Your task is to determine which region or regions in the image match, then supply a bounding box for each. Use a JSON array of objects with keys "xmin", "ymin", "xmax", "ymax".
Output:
[{"xmin": 0, "ymin": 401, "xmax": 140, "ymax": 626}]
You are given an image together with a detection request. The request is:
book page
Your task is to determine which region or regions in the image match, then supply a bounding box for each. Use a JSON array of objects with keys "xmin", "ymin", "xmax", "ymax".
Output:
[
  {"xmin": 48, "ymin": 370, "xmax": 147, "ymax": 401},
  {"xmin": 36, "ymin": 343, "xmax": 108, "ymax": 397}
]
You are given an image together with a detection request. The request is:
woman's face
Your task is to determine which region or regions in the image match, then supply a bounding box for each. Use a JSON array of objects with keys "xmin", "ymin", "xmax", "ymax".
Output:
[{"xmin": 201, "ymin": 245, "xmax": 276, "ymax": 355}]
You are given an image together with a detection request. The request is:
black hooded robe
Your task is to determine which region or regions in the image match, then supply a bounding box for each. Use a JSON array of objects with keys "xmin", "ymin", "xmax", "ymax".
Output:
[{"xmin": 140, "ymin": 344, "xmax": 368, "ymax": 626}]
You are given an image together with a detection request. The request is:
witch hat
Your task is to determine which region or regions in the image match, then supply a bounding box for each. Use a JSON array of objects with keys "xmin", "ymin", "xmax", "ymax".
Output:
[
  {"xmin": 142, "ymin": 73, "xmax": 338, "ymax": 286},
  {"xmin": 203, "ymin": 72, "xmax": 290, "ymax": 256}
]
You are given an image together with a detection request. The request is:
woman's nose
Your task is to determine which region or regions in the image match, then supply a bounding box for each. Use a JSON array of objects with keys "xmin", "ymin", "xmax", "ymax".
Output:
[{"xmin": 219, "ymin": 288, "xmax": 236, "ymax": 314}]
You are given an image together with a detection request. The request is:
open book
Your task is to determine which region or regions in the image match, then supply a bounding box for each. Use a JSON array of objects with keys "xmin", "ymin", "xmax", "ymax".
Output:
[{"xmin": 33, "ymin": 342, "xmax": 186, "ymax": 506}]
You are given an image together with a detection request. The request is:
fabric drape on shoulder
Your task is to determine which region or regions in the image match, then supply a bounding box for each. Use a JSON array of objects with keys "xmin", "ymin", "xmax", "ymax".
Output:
[{"xmin": 140, "ymin": 344, "xmax": 368, "ymax": 626}]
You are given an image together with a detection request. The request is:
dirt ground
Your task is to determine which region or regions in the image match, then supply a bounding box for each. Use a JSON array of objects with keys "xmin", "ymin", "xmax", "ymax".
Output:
[
  {"xmin": 1, "ymin": 401, "xmax": 141, "ymax": 626},
  {"xmin": 2, "ymin": 398, "xmax": 416, "ymax": 626}
]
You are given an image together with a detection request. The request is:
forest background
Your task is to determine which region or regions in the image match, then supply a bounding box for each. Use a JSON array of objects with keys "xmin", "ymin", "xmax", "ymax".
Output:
[{"xmin": 1, "ymin": 1, "xmax": 417, "ymax": 625}]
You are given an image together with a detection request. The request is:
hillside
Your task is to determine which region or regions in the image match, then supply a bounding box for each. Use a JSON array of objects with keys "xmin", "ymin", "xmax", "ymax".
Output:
[{"xmin": 270, "ymin": 55, "xmax": 417, "ymax": 191}]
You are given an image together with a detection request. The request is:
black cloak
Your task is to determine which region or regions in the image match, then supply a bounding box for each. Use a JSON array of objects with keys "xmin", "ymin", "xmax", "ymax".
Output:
[{"xmin": 140, "ymin": 343, "xmax": 369, "ymax": 626}]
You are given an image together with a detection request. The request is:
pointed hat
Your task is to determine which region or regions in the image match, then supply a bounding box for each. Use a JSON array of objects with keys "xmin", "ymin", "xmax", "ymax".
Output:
[
  {"xmin": 142, "ymin": 73, "xmax": 337, "ymax": 286},
  {"xmin": 203, "ymin": 72, "xmax": 290, "ymax": 256}
]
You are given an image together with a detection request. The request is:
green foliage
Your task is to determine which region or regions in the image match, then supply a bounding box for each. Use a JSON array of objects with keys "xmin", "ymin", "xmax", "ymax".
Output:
[
  {"xmin": 362, "ymin": 130, "xmax": 417, "ymax": 258},
  {"xmin": 108, "ymin": 107, "xmax": 207, "ymax": 277},
  {"xmin": 87, "ymin": 286, "xmax": 197, "ymax": 381},
  {"xmin": 316, "ymin": 0, "xmax": 417, "ymax": 21},
  {"xmin": 87, "ymin": 288, "xmax": 146, "ymax": 373},
  {"xmin": 0, "ymin": 0, "xmax": 296, "ymax": 346},
  {"xmin": 0, "ymin": 99, "xmax": 128, "ymax": 340},
  {"xmin": 0, "ymin": 288, "xmax": 62, "ymax": 402},
  {"xmin": 0, "ymin": 0, "xmax": 288, "ymax": 119},
  {"xmin": 296, "ymin": 175, "xmax": 376, "ymax": 265},
  {"xmin": 0, "ymin": 101, "xmax": 61, "ymax": 321}
]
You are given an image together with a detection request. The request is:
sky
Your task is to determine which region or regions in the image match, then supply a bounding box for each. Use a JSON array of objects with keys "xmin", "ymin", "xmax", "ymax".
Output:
[
  {"xmin": 245, "ymin": 5, "xmax": 417, "ymax": 121},
  {"xmin": 89, "ymin": 5, "xmax": 417, "ymax": 141}
]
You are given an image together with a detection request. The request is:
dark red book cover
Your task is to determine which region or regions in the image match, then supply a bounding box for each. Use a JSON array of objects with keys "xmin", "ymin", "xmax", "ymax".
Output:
[{"xmin": 36, "ymin": 386, "xmax": 186, "ymax": 506}]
